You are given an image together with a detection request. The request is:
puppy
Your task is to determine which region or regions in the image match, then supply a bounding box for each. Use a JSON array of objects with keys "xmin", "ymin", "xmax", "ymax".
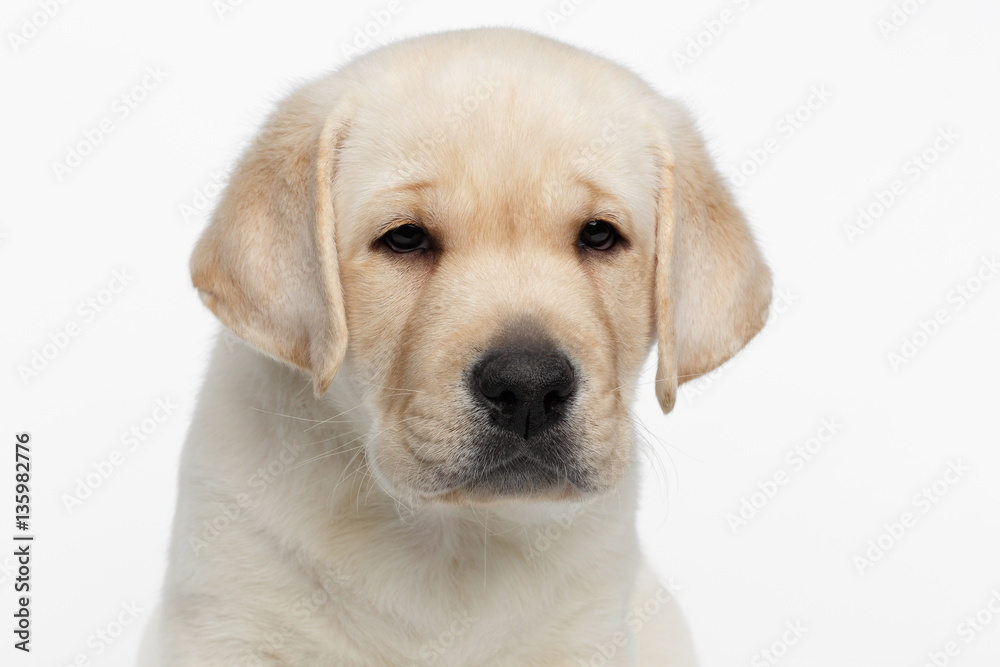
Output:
[{"xmin": 144, "ymin": 27, "xmax": 771, "ymax": 666}]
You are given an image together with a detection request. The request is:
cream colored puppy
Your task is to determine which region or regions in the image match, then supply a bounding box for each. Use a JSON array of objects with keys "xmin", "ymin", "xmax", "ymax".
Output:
[{"xmin": 144, "ymin": 28, "xmax": 771, "ymax": 666}]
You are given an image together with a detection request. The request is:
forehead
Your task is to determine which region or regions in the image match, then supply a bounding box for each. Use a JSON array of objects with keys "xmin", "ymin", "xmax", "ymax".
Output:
[{"xmin": 333, "ymin": 39, "xmax": 660, "ymax": 244}]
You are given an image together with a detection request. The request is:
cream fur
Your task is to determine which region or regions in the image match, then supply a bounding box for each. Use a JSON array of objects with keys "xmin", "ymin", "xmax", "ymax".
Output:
[{"xmin": 142, "ymin": 27, "xmax": 770, "ymax": 666}]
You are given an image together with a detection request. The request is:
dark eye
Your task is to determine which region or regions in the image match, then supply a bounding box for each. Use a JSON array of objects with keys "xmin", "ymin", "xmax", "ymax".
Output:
[
  {"xmin": 382, "ymin": 224, "xmax": 429, "ymax": 253},
  {"xmin": 578, "ymin": 220, "xmax": 618, "ymax": 251}
]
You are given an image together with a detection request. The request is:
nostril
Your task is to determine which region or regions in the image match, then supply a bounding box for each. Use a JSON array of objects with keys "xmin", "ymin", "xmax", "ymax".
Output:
[
  {"xmin": 472, "ymin": 345, "xmax": 577, "ymax": 438},
  {"xmin": 542, "ymin": 387, "xmax": 572, "ymax": 414},
  {"xmin": 497, "ymin": 390, "xmax": 518, "ymax": 412}
]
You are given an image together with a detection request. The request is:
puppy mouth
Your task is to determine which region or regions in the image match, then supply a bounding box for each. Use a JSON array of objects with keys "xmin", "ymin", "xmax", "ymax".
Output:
[
  {"xmin": 378, "ymin": 408, "xmax": 616, "ymax": 502},
  {"xmin": 459, "ymin": 452, "xmax": 590, "ymax": 497},
  {"xmin": 433, "ymin": 431, "xmax": 595, "ymax": 499}
]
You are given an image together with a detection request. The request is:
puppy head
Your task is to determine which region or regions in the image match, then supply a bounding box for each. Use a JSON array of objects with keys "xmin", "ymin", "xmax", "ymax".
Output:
[{"xmin": 192, "ymin": 29, "xmax": 771, "ymax": 505}]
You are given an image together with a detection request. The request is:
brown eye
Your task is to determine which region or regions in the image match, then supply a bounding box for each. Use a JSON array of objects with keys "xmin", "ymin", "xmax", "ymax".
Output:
[
  {"xmin": 382, "ymin": 224, "xmax": 429, "ymax": 252},
  {"xmin": 578, "ymin": 220, "xmax": 618, "ymax": 250}
]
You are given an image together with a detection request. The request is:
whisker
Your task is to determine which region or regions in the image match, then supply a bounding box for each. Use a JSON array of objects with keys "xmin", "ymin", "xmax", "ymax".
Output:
[
  {"xmin": 331, "ymin": 437, "xmax": 375, "ymax": 495},
  {"xmin": 633, "ymin": 427, "xmax": 670, "ymax": 499},
  {"xmin": 294, "ymin": 415, "xmax": 425, "ymax": 473},
  {"xmin": 248, "ymin": 407, "xmax": 328, "ymax": 423},
  {"xmin": 284, "ymin": 436, "xmax": 369, "ymax": 472},
  {"xmin": 304, "ymin": 404, "xmax": 366, "ymax": 432},
  {"xmin": 293, "ymin": 378, "xmax": 313, "ymax": 398},
  {"xmin": 359, "ymin": 443, "xmax": 411, "ymax": 514}
]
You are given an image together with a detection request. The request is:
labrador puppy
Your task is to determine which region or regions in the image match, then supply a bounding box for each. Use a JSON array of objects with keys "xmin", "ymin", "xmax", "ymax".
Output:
[{"xmin": 143, "ymin": 27, "xmax": 771, "ymax": 666}]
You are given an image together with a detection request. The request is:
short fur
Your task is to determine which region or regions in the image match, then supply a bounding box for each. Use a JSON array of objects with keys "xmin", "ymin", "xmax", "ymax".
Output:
[{"xmin": 143, "ymin": 28, "xmax": 771, "ymax": 666}]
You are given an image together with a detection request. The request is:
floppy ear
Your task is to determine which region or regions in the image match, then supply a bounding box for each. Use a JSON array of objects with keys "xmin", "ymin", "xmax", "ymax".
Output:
[
  {"xmin": 653, "ymin": 100, "xmax": 772, "ymax": 413},
  {"xmin": 190, "ymin": 81, "xmax": 353, "ymax": 395}
]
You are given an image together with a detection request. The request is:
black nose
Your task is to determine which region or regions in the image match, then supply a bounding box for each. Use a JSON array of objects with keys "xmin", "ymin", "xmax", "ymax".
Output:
[{"xmin": 472, "ymin": 347, "xmax": 576, "ymax": 439}]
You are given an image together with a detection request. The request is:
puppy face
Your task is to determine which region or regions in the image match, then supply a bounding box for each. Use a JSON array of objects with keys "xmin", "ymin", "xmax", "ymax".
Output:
[
  {"xmin": 190, "ymin": 29, "xmax": 772, "ymax": 505},
  {"xmin": 336, "ymin": 94, "xmax": 657, "ymax": 502}
]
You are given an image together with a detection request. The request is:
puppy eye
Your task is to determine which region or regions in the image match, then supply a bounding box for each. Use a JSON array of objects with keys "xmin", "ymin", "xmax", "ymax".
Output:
[
  {"xmin": 382, "ymin": 224, "xmax": 430, "ymax": 253},
  {"xmin": 578, "ymin": 220, "xmax": 618, "ymax": 251}
]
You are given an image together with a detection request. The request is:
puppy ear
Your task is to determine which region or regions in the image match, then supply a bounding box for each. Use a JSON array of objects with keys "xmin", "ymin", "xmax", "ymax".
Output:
[
  {"xmin": 653, "ymin": 101, "xmax": 772, "ymax": 413},
  {"xmin": 190, "ymin": 82, "xmax": 353, "ymax": 396}
]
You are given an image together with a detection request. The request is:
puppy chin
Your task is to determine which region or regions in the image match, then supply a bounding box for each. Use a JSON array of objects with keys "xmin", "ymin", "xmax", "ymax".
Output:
[{"xmin": 365, "ymin": 426, "xmax": 628, "ymax": 509}]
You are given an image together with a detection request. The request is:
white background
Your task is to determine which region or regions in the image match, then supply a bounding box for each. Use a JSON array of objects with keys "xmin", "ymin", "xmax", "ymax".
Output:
[{"xmin": 2, "ymin": 0, "xmax": 999, "ymax": 665}]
